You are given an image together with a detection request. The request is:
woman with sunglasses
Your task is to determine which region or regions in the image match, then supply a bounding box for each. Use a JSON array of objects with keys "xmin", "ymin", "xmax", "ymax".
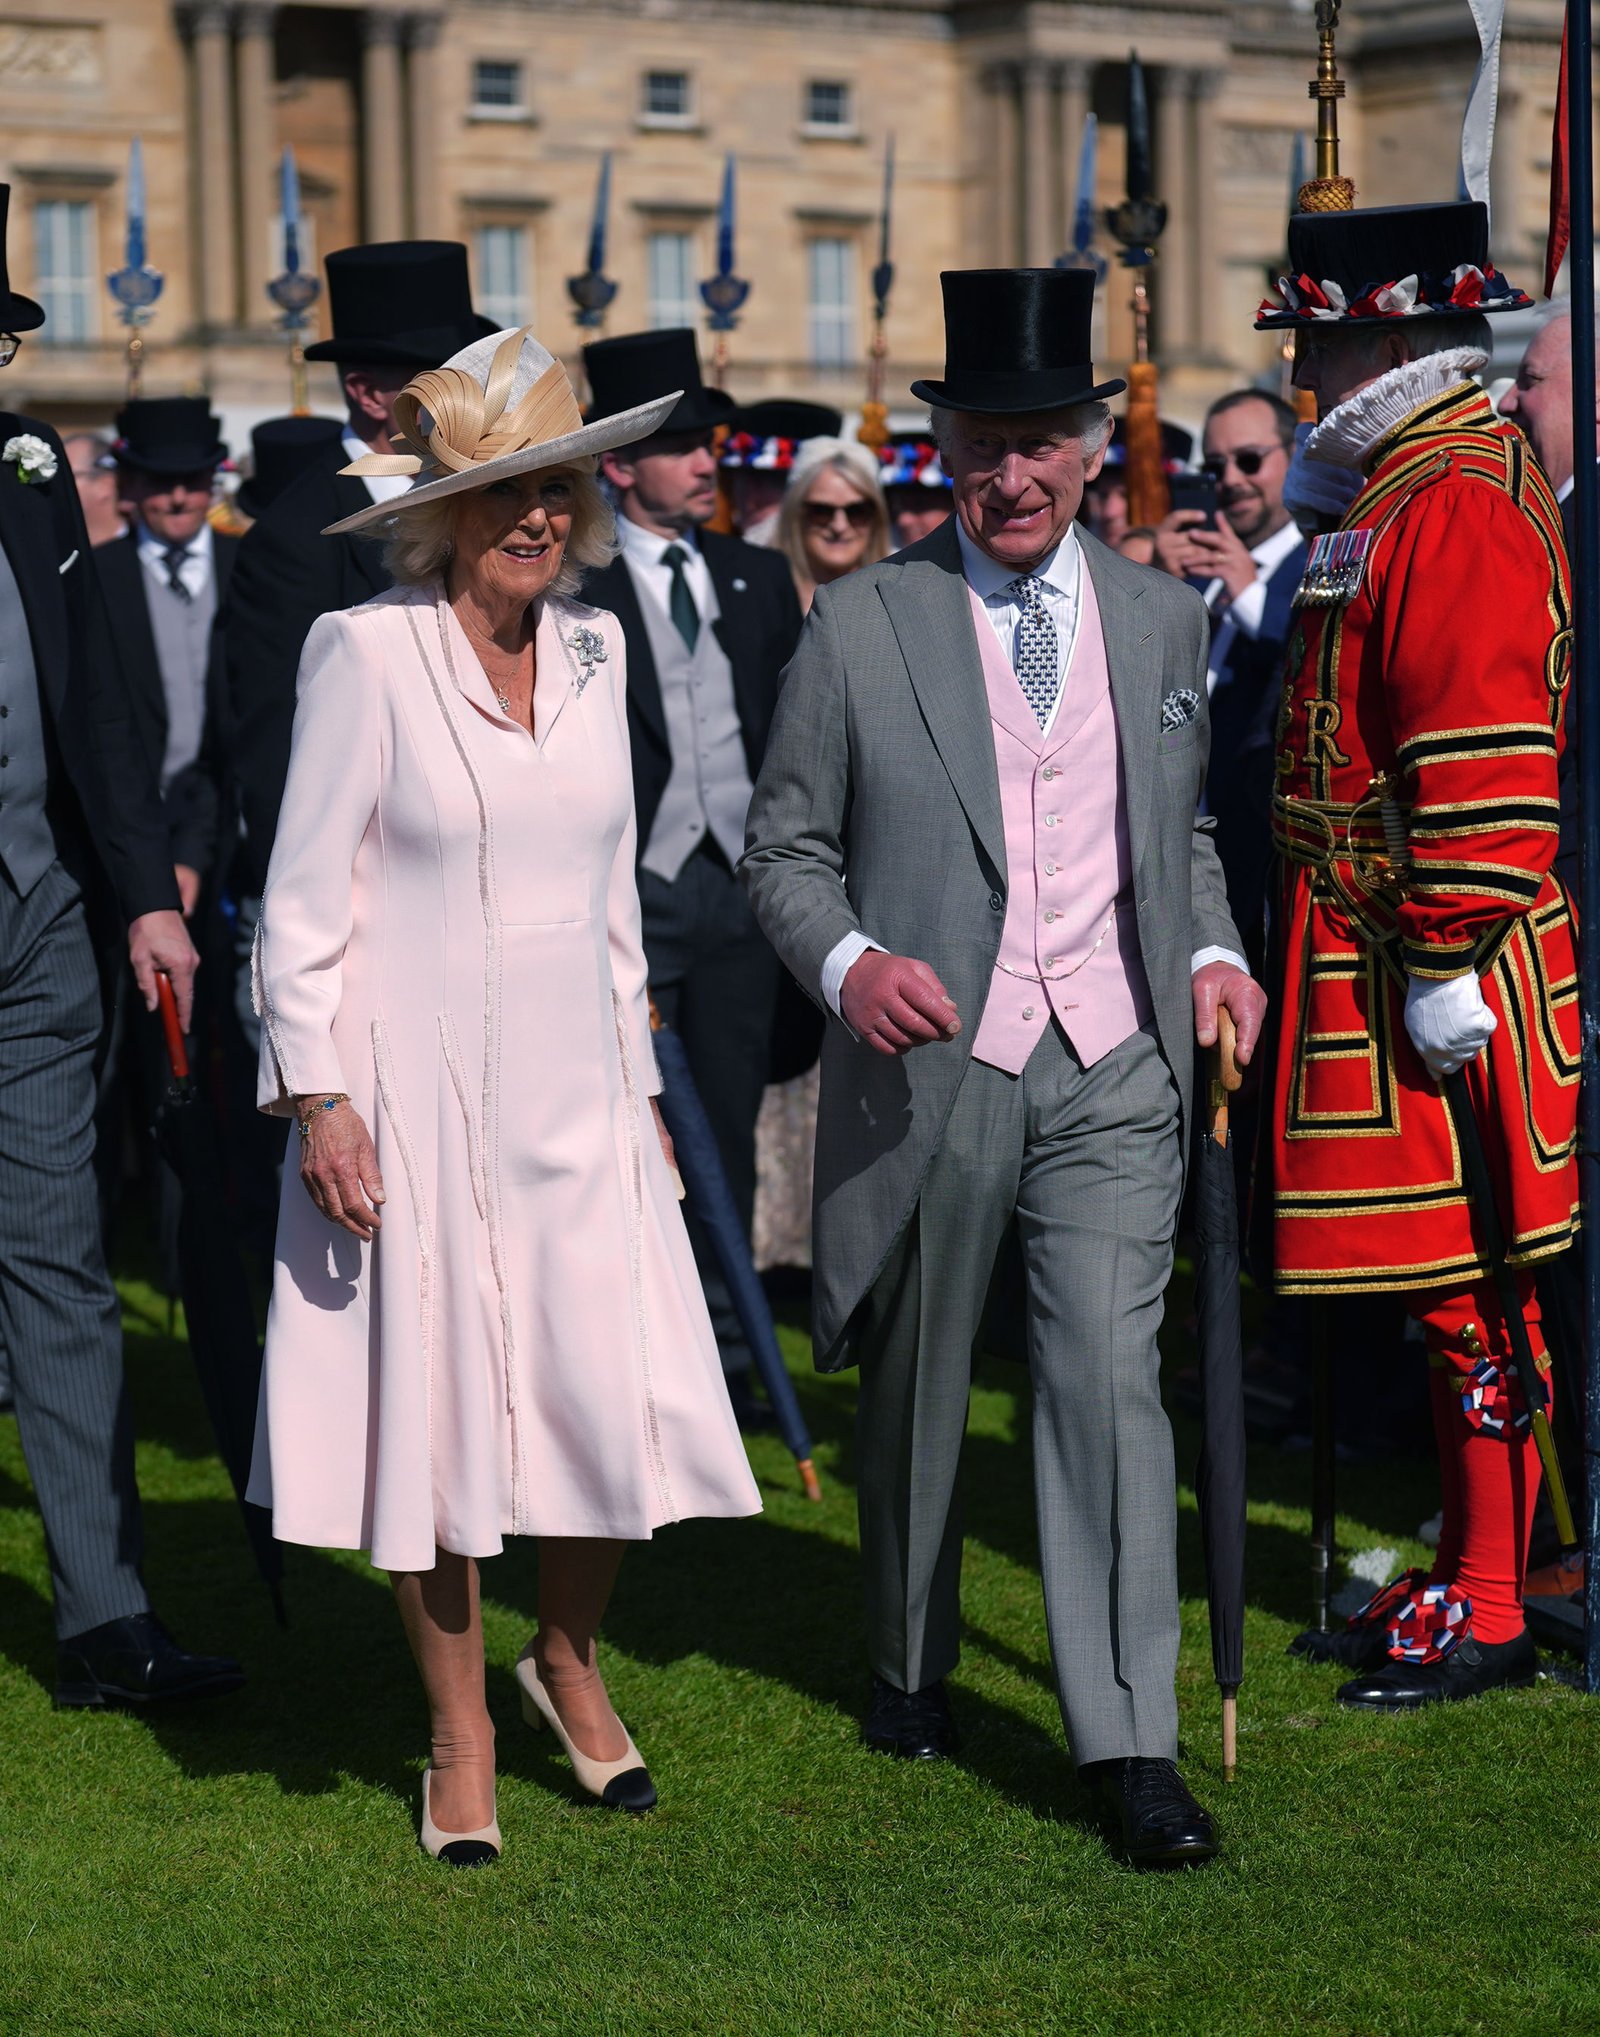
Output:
[{"xmin": 775, "ymin": 438, "xmax": 890, "ymax": 612}]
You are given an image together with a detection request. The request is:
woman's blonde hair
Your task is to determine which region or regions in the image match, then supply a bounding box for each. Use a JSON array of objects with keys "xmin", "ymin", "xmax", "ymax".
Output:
[
  {"xmin": 378, "ymin": 459, "xmax": 618, "ymax": 593},
  {"xmin": 775, "ymin": 437, "xmax": 890, "ymax": 589}
]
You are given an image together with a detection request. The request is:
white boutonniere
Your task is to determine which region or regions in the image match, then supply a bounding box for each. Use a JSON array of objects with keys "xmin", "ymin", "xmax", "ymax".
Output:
[{"xmin": 4, "ymin": 434, "xmax": 57, "ymax": 485}]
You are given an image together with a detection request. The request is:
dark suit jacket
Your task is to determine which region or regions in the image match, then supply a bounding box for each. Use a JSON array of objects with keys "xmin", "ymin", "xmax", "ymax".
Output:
[
  {"xmin": 1203, "ymin": 533, "xmax": 1307, "ymax": 969},
  {"xmin": 582, "ymin": 528, "xmax": 803, "ymax": 854},
  {"xmin": 222, "ymin": 441, "xmax": 391, "ymax": 895},
  {"xmin": 0, "ymin": 414, "xmax": 176, "ymax": 925},
  {"xmin": 94, "ymin": 528, "xmax": 238, "ymax": 880}
]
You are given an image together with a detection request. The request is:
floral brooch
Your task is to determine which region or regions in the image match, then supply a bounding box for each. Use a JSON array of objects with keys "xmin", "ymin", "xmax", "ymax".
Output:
[
  {"xmin": 568, "ymin": 623, "xmax": 607, "ymax": 696},
  {"xmin": 4, "ymin": 434, "xmax": 57, "ymax": 485}
]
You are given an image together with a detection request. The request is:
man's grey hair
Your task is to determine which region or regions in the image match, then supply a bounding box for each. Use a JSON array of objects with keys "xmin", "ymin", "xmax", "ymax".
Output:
[
  {"xmin": 1343, "ymin": 311, "xmax": 1494, "ymax": 367},
  {"xmin": 1534, "ymin": 301, "xmax": 1600, "ymax": 353},
  {"xmin": 928, "ymin": 401, "xmax": 1115, "ymax": 463}
]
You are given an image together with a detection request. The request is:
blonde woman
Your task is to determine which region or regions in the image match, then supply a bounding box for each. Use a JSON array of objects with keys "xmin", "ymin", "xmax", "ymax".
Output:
[
  {"xmin": 248, "ymin": 327, "xmax": 760, "ymax": 1868},
  {"xmin": 775, "ymin": 437, "xmax": 890, "ymax": 610}
]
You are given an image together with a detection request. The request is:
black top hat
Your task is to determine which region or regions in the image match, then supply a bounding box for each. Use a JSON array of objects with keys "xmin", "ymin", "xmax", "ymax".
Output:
[
  {"xmin": 302, "ymin": 241, "xmax": 497, "ymax": 365},
  {"xmin": 1256, "ymin": 201, "xmax": 1532, "ymax": 328},
  {"xmin": 583, "ymin": 329, "xmax": 735, "ymax": 435},
  {"xmin": 911, "ymin": 269, "xmax": 1125, "ymax": 415},
  {"xmin": 113, "ymin": 398, "xmax": 228, "ymax": 477},
  {"xmin": 236, "ymin": 414, "xmax": 346, "ymax": 518},
  {"xmin": 0, "ymin": 187, "xmax": 44, "ymax": 335}
]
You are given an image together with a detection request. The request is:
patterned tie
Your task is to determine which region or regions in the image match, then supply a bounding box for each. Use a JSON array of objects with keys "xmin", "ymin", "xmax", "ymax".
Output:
[
  {"xmin": 661, "ymin": 543, "xmax": 699, "ymax": 651},
  {"xmin": 162, "ymin": 542, "xmax": 193, "ymax": 604},
  {"xmin": 1009, "ymin": 575, "xmax": 1060, "ymax": 728}
]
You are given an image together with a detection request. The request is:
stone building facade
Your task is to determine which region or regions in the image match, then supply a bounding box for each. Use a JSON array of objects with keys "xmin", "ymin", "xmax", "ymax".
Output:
[{"xmin": 1, "ymin": 0, "xmax": 1579, "ymax": 446}]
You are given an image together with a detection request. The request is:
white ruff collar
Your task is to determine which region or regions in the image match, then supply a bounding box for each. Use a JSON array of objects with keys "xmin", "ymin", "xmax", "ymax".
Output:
[{"xmin": 1303, "ymin": 347, "xmax": 1489, "ymax": 470}]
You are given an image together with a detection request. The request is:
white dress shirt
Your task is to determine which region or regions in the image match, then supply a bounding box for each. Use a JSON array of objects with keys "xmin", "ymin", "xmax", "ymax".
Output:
[
  {"xmin": 615, "ymin": 511, "xmax": 716, "ymax": 621},
  {"xmin": 818, "ymin": 519, "xmax": 1248, "ymax": 1023},
  {"xmin": 136, "ymin": 515, "xmax": 213, "ymax": 600},
  {"xmin": 1201, "ymin": 516, "xmax": 1304, "ymax": 699},
  {"xmin": 342, "ymin": 431, "xmax": 413, "ymax": 507}
]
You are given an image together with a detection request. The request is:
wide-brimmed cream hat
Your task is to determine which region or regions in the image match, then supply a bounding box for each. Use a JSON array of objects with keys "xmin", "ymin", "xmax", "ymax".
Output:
[{"xmin": 322, "ymin": 324, "xmax": 680, "ymax": 536}]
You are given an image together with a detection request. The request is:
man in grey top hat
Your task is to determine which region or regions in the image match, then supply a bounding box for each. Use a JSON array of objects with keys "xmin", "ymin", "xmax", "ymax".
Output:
[{"xmin": 743, "ymin": 268, "xmax": 1266, "ymax": 1866}]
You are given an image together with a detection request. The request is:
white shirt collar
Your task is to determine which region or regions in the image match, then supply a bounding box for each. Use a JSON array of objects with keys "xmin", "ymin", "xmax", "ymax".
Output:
[
  {"xmin": 1249, "ymin": 517, "xmax": 1305, "ymax": 574},
  {"xmin": 617, "ymin": 512, "xmax": 702, "ymax": 566},
  {"xmin": 136, "ymin": 518, "xmax": 212, "ymax": 566},
  {"xmin": 1558, "ymin": 473, "xmax": 1576, "ymax": 504},
  {"xmin": 955, "ymin": 515, "xmax": 1081, "ymax": 602}
]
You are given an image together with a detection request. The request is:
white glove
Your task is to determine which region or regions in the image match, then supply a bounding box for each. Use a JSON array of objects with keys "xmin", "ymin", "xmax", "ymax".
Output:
[
  {"xmin": 1283, "ymin": 422, "xmax": 1366, "ymax": 530},
  {"xmin": 1404, "ymin": 971, "xmax": 1497, "ymax": 1079}
]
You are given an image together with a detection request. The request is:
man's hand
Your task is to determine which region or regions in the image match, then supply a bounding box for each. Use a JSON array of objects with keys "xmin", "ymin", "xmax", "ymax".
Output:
[
  {"xmin": 1192, "ymin": 961, "xmax": 1266, "ymax": 1067},
  {"xmin": 174, "ymin": 864, "xmax": 201, "ymax": 919},
  {"xmin": 128, "ymin": 909, "xmax": 199, "ymax": 1031},
  {"xmin": 841, "ymin": 951, "xmax": 961, "ymax": 1057},
  {"xmin": 1404, "ymin": 972, "xmax": 1496, "ymax": 1080},
  {"xmin": 1175, "ymin": 518, "xmax": 1257, "ymax": 605}
]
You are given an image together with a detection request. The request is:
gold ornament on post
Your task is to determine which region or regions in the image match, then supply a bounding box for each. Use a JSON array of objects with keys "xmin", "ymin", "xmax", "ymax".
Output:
[
  {"xmin": 1300, "ymin": 1, "xmax": 1354, "ymax": 213},
  {"xmin": 1104, "ymin": 52, "xmax": 1170, "ymax": 528},
  {"xmin": 859, "ymin": 135, "xmax": 895, "ymax": 452}
]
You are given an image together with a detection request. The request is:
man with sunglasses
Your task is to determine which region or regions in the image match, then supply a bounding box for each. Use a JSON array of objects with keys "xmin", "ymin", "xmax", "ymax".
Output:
[{"xmin": 1154, "ymin": 391, "xmax": 1305, "ymax": 968}]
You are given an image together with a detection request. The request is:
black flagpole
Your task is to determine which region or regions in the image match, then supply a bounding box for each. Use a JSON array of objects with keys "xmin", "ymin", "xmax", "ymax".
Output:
[{"xmin": 1570, "ymin": 0, "xmax": 1600, "ymax": 1695}]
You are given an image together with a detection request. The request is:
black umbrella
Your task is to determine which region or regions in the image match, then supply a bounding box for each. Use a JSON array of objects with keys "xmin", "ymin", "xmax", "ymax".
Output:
[
  {"xmin": 1191, "ymin": 1008, "xmax": 1247, "ymax": 1778},
  {"xmin": 650, "ymin": 1016, "xmax": 821, "ymax": 1501},
  {"xmin": 152, "ymin": 975, "xmax": 286, "ymax": 1621}
]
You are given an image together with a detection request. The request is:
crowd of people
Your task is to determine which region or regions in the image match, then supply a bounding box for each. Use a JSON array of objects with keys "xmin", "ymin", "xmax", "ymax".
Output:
[{"xmin": 0, "ymin": 172, "xmax": 1586, "ymax": 1873}]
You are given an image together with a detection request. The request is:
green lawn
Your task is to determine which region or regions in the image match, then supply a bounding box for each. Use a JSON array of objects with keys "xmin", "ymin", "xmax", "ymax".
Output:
[{"xmin": 2, "ymin": 1265, "xmax": 1598, "ymax": 2037}]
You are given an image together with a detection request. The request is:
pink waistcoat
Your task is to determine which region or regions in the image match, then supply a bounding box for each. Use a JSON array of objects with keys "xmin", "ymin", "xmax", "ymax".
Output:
[{"xmin": 967, "ymin": 566, "xmax": 1153, "ymax": 1076}]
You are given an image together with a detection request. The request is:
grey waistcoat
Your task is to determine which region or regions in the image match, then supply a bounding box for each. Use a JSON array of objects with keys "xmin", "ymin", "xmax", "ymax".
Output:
[
  {"xmin": 140, "ymin": 553, "xmax": 216, "ymax": 791},
  {"xmin": 630, "ymin": 559, "xmax": 754, "ymax": 882},
  {"xmin": 0, "ymin": 536, "xmax": 57, "ymax": 898}
]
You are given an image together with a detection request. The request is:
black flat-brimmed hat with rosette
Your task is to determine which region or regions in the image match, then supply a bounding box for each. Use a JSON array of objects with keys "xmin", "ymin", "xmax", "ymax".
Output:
[
  {"xmin": 1255, "ymin": 199, "xmax": 1533, "ymax": 329},
  {"xmin": 911, "ymin": 268, "xmax": 1125, "ymax": 415}
]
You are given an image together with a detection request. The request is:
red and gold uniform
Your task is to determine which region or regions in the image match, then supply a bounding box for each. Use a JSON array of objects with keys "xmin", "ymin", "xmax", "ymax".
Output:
[
  {"xmin": 1270, "ymin": 383, "xmax": 1578, "ymax": 1294},
  {"xmin": 1269, "ymin": 383, "xmax": 1577, "ymax": 1660}
]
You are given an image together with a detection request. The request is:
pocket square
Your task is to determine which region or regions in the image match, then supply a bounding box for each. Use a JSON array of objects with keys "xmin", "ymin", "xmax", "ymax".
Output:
[
  {"xmin": 1161, "ymin": 687, "xmax": 1200, "ymax": 732},
  {"xmin": 58, "ymin": 548, "xmax": 79, "ymax": 576}
]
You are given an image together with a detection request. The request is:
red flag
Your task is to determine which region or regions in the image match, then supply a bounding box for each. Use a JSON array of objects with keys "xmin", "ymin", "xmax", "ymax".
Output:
[{"xmin": 1546, "ymin": 3, "xmax": 1571, "ymax": 297}]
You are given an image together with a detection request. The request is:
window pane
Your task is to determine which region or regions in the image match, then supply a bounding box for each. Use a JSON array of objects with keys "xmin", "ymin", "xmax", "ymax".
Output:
[
  {"xmin": 808, "ymin": 237, "xmax": 853, "ymax": 371},
  {"xmin": 472, "ymin": 60, "xmax": 521, "ymax": 109},
  {"xmin": 806, "ymin": 80, "xmax": 849, "ymax": 127},
  {"xmin": 647, "ymin": 231, "xmax": 696, "ymax": 330},
  {"xmin": 475, "ymin": 224, "xmax": 529, "ymax": 329},
  {"xmin": 34, "ymin": 199, "xmax": 96, "ymax": 346},
  {"xmin": 644, "ymin": 70, "xmax": 689, "ymax": 118}
]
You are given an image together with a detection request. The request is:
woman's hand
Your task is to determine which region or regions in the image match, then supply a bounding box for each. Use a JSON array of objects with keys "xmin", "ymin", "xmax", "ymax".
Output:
[
  {"xmin": 297, "ymin": 1098, "xmax": 386, "ymax": 1240},
  {"xmin": 649, "ymin": 1097, "xmax": 677, "ymax": 1176}
]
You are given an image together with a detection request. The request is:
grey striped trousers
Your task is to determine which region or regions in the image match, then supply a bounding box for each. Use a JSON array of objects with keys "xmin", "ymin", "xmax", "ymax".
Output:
[{"xmin": 0, "ymin": 860, "xmax": 146, "ymax": 1636}]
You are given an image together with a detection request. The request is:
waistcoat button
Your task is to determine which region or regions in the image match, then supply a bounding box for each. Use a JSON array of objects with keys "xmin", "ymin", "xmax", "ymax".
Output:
[{"xmin": 988, "ymin": 891, "xmax": 1003, "ymax": 911}]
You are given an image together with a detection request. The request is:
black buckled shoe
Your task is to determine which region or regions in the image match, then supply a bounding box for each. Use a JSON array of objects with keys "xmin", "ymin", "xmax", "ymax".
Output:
[
  {"xmin": 1090, "ymin": 1757, "xmax": 1218, "ymax": 1869},
  {"xmin": 55, "ymin": 1612, "xmax": 244, "ymax": 1710},
  {"xmin": 862, "ymin": 1675, "xmax": 959, "ymax": 1760},
  {"xmin": 1288, "ymin": 1622, "xmax": 1392, "ymax": 1671},
  {"xmin": 1337, "ymin": 1628, "xmax": 1537, "ymax": 1711}
]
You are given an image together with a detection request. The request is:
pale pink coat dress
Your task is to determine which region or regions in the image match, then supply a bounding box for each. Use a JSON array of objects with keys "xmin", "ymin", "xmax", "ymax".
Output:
[{"xmin": 247, "ymin": 580, "xmax": 761, "ymax": 1571}]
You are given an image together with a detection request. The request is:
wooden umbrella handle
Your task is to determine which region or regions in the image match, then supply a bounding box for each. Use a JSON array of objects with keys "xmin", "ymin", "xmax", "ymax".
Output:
[{"xmin": 1208, "ymin": 1005, "xmax": 1242, "ymax": 1143}]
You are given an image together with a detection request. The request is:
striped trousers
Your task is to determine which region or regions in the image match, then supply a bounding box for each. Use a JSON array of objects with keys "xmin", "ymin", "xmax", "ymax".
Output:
[{"xmin": 0, "ymin": 860, "xmax": 146, "ymax": 1636}]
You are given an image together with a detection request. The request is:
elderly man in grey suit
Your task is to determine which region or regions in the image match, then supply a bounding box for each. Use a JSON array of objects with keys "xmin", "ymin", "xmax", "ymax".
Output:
[{"xmin": 742, "ymin": 269, "xmax": 1266, "ymax": 1867}]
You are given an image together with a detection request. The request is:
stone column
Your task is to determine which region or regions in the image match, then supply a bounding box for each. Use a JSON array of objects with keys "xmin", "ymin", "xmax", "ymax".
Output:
[
  {"xmin": 361, "ymin": 9, "xmax": 407, "ymax": 243},
  {"xmin": 1059, "ymin": 58, "xmax": 1092, "ymax": 240},
  {"xmin": 234, "ymin": 2, "xmax": 277, "ymax": 329},
  {"xmin": 1155, "ymin": 69, "xmax": 1194, "ymax": 358},
  {"xmin": 179, "ymin": 1, "xmax": 239, "ymax": 331},
  {"xmin": 1021, "ymin": 59, "xmax": 1055, "ymax": 265},
  {"xmin": 1190, "ymin": 70, "xmax": 1224, "ymax": 362},
  {"xmin": 405, "ymin": 13, "xmax": 445, "ymax": 239},
  {"xmin": 988, "ymin": 64, "xmax": 1020, "ymax": 267}
]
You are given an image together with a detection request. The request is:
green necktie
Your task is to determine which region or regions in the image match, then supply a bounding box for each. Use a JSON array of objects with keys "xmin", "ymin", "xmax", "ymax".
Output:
[{"xmin": 661, "ymin": 543, "xmax": 700, "ymax": 651}]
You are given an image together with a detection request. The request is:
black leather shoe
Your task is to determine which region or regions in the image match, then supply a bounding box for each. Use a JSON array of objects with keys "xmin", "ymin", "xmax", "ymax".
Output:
[
  {"xmin": 862, "ymin": 1675, "xmax": 959, "ymax": 1760},
  {"xmin": 1090, "ymin": 1757, "xmax": 1218, "ymax": 1868},
  {"xmin": 1288, "ymin": 1622, "xmax": 1391, "ymax": 1671},
  {"xmin": 55, "ymin": 1612, "xmax": 244, "ymax": 1709},
  {"xmin": 1337, "ymin": 1628, "xmax": 1537, "ymax": 1711}
]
